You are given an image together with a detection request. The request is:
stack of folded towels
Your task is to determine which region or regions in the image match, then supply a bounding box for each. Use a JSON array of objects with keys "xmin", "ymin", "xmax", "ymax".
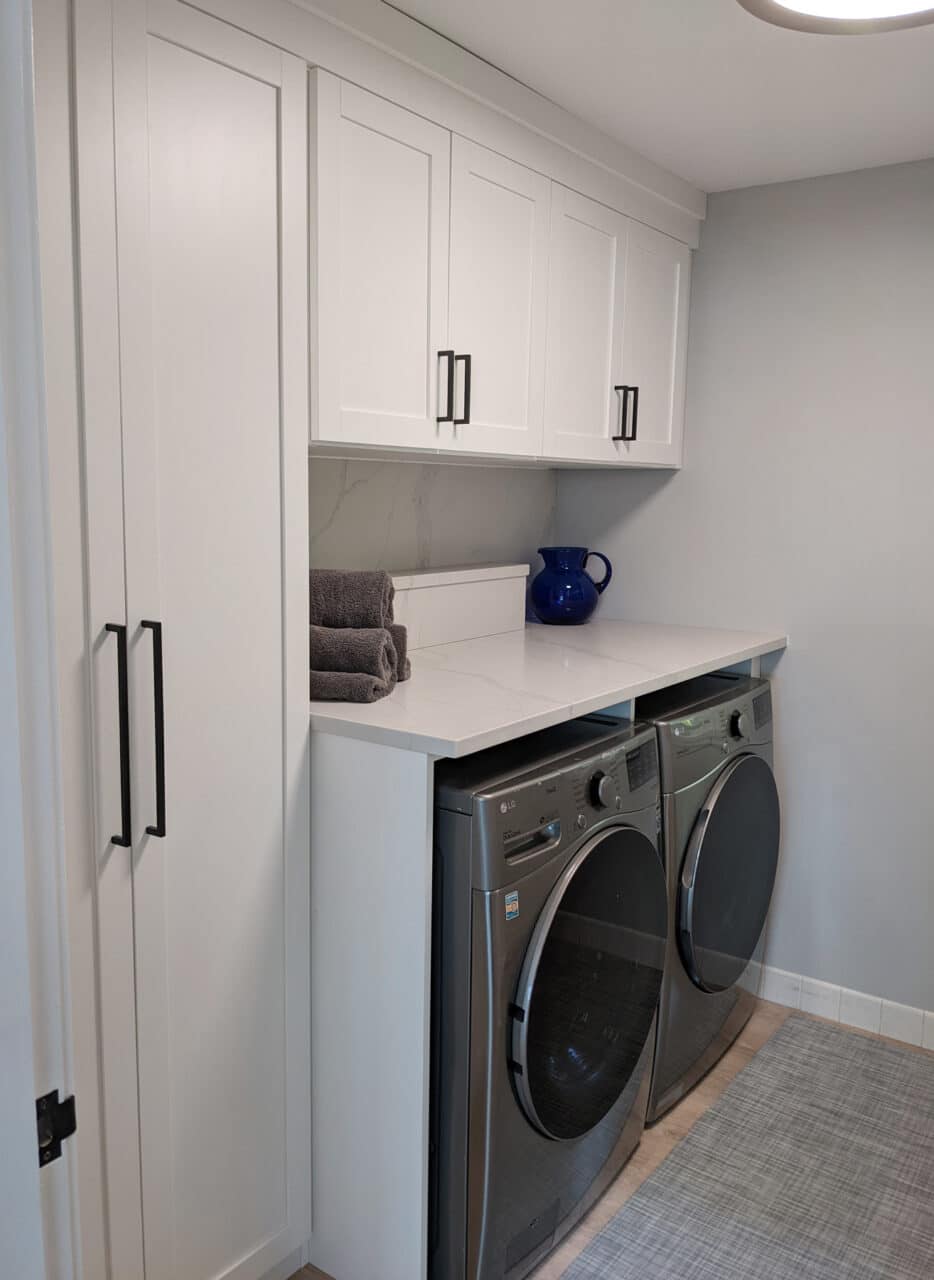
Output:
[{"xmin": 310, "ymin": 568, "xmax": 411, "ymax": 703}]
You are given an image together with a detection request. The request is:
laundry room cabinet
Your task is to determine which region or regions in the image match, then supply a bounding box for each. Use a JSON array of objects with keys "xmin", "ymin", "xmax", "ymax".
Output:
[
  {"xmin": 446, "ymin": 136, "xmax": 551, "ymax": 458},
  {"xmin": 309, "ymin": 71, "xmax": 693, "ymax": 468},
  {"xmin": 72, "ymin": 3, "xmax": 310, "ymax": 1278},
  {"xmin": 542, "ymin": 185, "xmax": 691, "ymax": 467},
  {"xmin": 616, "ymin": 220, "xmax": 692, "ymax": 467},
  {"xmin": 310, "ymin": 72, "xmax": 550, "ymax": 460},
  {"xmin": 542, "ymin": 184, "xmax": 630, "ymax": 465},
  {"xmin": 311, "ymin": 71, "xmax": 451, "ymax": 451}
]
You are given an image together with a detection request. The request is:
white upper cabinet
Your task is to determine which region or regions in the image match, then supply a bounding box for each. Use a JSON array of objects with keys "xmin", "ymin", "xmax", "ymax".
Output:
[
  {"xmin": 543, "ymin": 185, "xmax": 629, "ymax": 464},
  {"xmin": 309, "ymin": 71, "xmax": 692, "ymax": 467},
  {"xmin": 615, "ymin": 220, "xmax": 692, "ymax": 467},
  {"xmin": 543, "ymin": 186, "xmax": 691, "ymax": 467},
  {"xmin": 446, "ymin": 138, "xmax": 550, "ymax": 458},
  {"xmin": 311, "ymin": 70, "xmax": 451, "ymax": 450}
]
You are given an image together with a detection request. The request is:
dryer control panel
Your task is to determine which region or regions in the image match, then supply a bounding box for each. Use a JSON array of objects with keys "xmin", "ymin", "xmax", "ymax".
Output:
[{"xmin": 640, "ymin": 675, "xmax": 773, "ymax": 795}]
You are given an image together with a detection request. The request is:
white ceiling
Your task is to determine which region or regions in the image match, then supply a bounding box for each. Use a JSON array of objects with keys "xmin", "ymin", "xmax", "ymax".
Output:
[{"xmin": 388, "ymin": 0, "xmax": 934, "ymax": 191}]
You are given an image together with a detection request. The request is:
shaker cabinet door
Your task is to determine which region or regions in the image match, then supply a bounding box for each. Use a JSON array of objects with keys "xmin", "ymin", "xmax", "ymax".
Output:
[
  {"xmin": 311, "ymin": 70, "xmax": 452, "ymax": 451},
  {"xmin": 542, "ymin": 184, "xmax": 629, "ymax": 464},
  {"xmin": 447, "ymin": 136, "xmax": 550, "ymax": 457},
  {"xmin": 111, "ymin": 4, "xmax": 310, "ymax": 1278},
  {"xmin": 615, "ymin": 220, "xmax": 691, "ymax": 467}
]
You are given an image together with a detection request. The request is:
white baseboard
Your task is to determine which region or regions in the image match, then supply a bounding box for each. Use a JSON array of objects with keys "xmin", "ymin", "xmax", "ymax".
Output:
[{"xmin": 758, "ymin": 964, "xmax": 934, "ymax": 1050}]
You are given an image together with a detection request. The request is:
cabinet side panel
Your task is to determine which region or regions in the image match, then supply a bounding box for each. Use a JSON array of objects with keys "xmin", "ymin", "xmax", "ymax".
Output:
[{"xmin": 309, "ymin": 733, "xmax": 434, "ymax": 1280}]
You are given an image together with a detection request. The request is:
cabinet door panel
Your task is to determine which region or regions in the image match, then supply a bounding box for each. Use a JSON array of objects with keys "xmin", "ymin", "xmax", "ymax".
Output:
[
  {"xmin": 113, "ymin": 5, "xmax": 309, "ymax": 1278},
  {"xmin": 617, "ymin": 220, "xmax": 691, "ymax": 467},
  {"xmin": 448, "ymin": 136, "xmax": 550, "ymax": 457},
  {"xmin": 543, "ymin": 184, "xmax": 628, "ymax": 463},
  {"xmin": 312, "ymin": 71, "xmax": 450, "ymax": 450}
]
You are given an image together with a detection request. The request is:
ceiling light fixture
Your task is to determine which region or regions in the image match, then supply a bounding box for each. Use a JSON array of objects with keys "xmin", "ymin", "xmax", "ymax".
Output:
[{"xmin": 737, "ymin": 0, "xmax": 934, "ymax": 31}]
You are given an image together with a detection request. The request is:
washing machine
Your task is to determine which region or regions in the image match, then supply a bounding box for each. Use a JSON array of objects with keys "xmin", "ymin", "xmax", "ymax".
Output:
[
  {"xmin": 638, "ymin": 673, "xmax": 781, "ymax": 1123},
  {"xmin": 430, "ymin": 716, "xmax": 668, "ymax": 1280}
]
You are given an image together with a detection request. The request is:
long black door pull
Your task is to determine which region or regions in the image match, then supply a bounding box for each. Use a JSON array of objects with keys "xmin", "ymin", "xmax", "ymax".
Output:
[
  {"xmin": 105, "ymin": 623, "xmax": 132, "ymax": 847},
  {"xmin": 141, "ymin": 620, "xmax": 166, "ymax": 838},
  {"xmin": 613, "ymin": 385, "xmax": 640, "ymax": 442},
  {"xmin": 454, "ymin": 352, "xmax": 472, "ymax": 425},
  {"xmin": 437, "ymin": 350, "xmax": 455, "ymax": 423}
]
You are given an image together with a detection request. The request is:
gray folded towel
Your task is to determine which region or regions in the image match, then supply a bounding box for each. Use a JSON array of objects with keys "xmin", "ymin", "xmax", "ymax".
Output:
[
  {"xmin": 310, "ymin": 569, "xmax": 394, "ymax": 629},
  {"xmin": 388, "ymin": 623, "xmax": 411, "ymax": 682},
  {"xmin": 310, "ymin": 625, "xmax": 397, "ymax": 683},
  {"xmin": 310, "ymin": 669, "xmax": 396, "ymax": 703}
]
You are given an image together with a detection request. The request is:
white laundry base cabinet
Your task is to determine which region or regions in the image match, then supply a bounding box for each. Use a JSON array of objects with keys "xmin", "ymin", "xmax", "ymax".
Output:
[{"xmin": 307, "ymin": 623, "xmax": 787, "ymax": 1279}]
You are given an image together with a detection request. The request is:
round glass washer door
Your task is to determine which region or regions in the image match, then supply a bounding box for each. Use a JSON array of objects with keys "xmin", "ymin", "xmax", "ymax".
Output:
[
  {"xmin": 510, "ymin": 824, "xmax": 667, "ymax": 1142},
  {"xmin": 679, "ymin": 753, "xmax": 781, "ymax": 994}
]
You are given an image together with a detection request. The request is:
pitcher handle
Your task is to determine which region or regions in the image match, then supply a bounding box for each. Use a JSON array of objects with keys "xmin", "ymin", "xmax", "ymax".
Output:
[{"xmin": 585, "ymin": 552, "xmax": 613, "ymax": 594}]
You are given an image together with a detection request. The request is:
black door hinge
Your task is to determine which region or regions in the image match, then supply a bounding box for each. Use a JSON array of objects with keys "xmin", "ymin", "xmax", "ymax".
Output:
[{"xmin": 36, "ymin": 1089, "xmax": 76, "ymax": 1167}]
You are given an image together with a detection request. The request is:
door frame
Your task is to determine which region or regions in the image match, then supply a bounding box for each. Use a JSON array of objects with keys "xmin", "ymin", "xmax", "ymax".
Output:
[{"xmin": 2, "ymin": 0, "xmax": 80, "ymax": 1275}]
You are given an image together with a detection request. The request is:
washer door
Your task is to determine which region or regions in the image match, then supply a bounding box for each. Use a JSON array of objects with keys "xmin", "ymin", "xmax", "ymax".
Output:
[
  {"xmin": 510, "ymin": 825, "xmax": 667, "ymax": 1141},
  {"xmin": 679, "ymin": 753, "xmax": 780, "ymax": 994}
]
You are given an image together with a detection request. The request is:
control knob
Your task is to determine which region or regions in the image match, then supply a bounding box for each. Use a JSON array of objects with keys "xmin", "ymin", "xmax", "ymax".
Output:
[
  {"xmin": 589, "ymin": 771, "xmax": 615, "ymax": 809},
  {"xmin": 729, "ymin": 710, "xmax": 751, "ymax": 740}
]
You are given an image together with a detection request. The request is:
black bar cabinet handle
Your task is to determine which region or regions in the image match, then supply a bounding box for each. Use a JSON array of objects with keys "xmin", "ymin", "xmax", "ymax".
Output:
[
  {"xmin": 454, "ymin": 352, "xmax": 471, "ymax": 425},
  {"xmin": 141, "ymin": 620, "xmax": 166, "ymax": 838},
  {"xmin": 436, "ymin": 350, "xmax": 455, "ymax": 423},
  {"xmin": 612, "ymin": 385, "xmax": 630, "ymax": 441},
  {"xmin": 105, "ymin": 623, "xmax": 132, "ymax": 848},
  {"xmin": 612, "ymin": 384, "xmax": 639, "ymax": 442}
]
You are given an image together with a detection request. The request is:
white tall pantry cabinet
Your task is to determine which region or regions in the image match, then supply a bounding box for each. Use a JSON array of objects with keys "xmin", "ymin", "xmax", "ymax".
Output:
[{"xmin": 73, "ymin": 3, "xmax": 310, "ymax": 1278}]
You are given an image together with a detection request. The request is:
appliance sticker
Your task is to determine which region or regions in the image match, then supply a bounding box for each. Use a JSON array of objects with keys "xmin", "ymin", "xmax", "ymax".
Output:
[{"xmin": 505, "ymin": 890, "xmax": 519, "ymax": 921}]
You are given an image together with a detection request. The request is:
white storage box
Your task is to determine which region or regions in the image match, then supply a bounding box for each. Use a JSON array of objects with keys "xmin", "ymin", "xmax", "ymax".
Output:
[{"xmin": 391, "ymin": 564, "xmax": 529, "ymax": 650}]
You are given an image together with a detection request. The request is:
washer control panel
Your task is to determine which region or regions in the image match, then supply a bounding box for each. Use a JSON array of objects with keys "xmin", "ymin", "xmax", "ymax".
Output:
[{"xmin": 462, "ymin": 721, "xmax": 659, "ymax": 882}]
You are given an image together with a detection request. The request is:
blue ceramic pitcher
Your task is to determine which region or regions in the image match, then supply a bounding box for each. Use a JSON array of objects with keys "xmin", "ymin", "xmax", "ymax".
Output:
[{"xmin": 530, "ymin": 546, "xmax": 613, "ymax": 625}]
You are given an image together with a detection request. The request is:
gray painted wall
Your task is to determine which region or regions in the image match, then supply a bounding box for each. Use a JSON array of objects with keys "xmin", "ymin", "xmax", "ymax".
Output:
[
  {"xmin": 557, "ymin": 159, "xmax": 934, "ymax": 1009},
  {"xmin": 310, "ymin": 457, "xmax": 556, "ymax": 575}
]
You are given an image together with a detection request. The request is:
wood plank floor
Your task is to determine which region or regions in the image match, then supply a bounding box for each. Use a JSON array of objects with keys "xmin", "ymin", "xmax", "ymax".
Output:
[{"xmin": 295, "ymin": 999, "xmax": 933, "ymax": 1280}]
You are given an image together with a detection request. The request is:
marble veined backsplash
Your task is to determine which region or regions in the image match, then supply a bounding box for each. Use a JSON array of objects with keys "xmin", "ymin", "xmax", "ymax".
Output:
[{"xmin": 310, "ymin": 458, "xmax": 556, "ymax": 575}]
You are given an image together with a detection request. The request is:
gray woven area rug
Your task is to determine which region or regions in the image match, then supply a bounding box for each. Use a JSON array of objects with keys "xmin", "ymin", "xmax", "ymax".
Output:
[{"xmin": 562, "ymin": 1014, "xmax": 934, "ymax": 1279}]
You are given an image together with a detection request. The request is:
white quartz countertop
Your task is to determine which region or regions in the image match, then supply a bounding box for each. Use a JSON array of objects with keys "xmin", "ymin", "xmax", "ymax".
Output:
[{"xmin": 309, "ymin": 621, "xmax": 787, "ymax": 758}]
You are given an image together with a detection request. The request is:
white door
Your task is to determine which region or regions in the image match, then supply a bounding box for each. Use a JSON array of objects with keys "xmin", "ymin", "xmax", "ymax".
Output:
[
  {"xmin": 448, "ymin": 136, "xmax": 550, "ymax": 458},
  {"xmin": 542, "ymin": 184, "xmax": 630, "ymax": 464},
  {"xmin": 311, "ymin": 70, "xmax": 451, "ymax": 451},
  {"xmin": 111, "ymin": 5, "xmax": 310, "ymax": 1279},
  {"xmin": 616, "ymin": 220, "xmax": 691, "ymax": 467},
  {"xmin": 2, "ymin": 0, "xmax": 77, "ymax": 1273}
]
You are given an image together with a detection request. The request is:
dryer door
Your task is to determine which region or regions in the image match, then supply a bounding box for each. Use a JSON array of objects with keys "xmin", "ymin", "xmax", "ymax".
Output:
[
  {"xmin": 679, "ymin": 753, "xmax": 780, "ymax": 994},
  {"xmin": 510, "ymin": 825, "xmax": 667, "ymax": 1141}
]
